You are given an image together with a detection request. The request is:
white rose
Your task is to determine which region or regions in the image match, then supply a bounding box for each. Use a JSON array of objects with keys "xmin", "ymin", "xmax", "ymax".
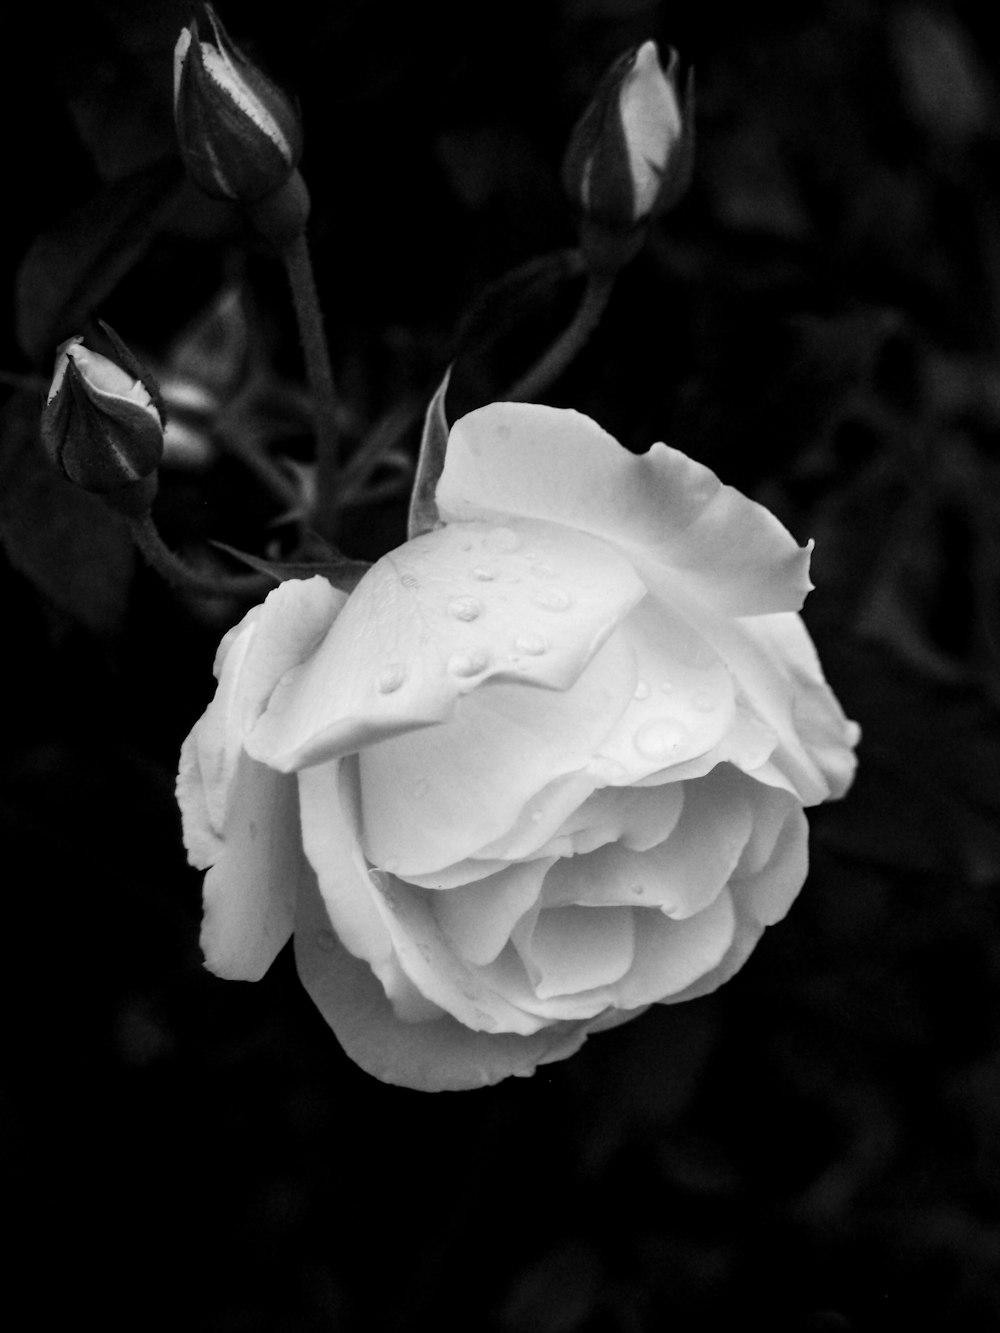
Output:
[{"xmin": 177, "ymin": 403, "xmax": 859, "ymax": 1090}]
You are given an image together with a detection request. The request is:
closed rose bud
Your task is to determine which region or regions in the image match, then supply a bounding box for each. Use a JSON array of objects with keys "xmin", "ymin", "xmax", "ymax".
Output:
[
  {"xmin": 42, "ymin": 336, "xmax": 165, "ymax": 513},
  {"xmin": 563, "ymin": 41, "xmax": 693, "ymax": 272},
  {"xmin": 174, "ymin": 5, "xmax": 303, "ymax": 205}
]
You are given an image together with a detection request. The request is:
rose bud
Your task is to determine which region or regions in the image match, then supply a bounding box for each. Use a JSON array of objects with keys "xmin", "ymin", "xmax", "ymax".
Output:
[
  {"xmin": 42, "ymin": 335, "xmax": 165, "ymax": 514},
  {"xmin": 563, "ymin": 40, "xmax": 693, "ymax": 272},
  {"xmin": 178, "ymin": 402, "xmax": 859, "ymax": 1091},
  {"xmin": 173, "ymin": 5, "xmax": 303, "ymax": 205}
]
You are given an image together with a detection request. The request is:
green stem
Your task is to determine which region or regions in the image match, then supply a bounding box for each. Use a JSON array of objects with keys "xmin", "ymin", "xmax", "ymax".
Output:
[
  {"xmin": 127, "ymin": 513, "xmax": 267, "ymax": 598},
  {"xmin": 504, "ymin": 271, "xmax": 614, "ymax": 403},
  {"xmin": 281, "ymin": 229, "xmax": 340, "ymax": 538}
]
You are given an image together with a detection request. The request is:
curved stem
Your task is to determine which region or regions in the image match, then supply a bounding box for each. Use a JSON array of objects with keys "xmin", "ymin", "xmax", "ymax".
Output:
[
  {"xmin": 504, "ymin": 271, "xmax": 614, "ymax": 403},
  {"xmin": 127, "ymin": 513, "xmax": 267, "ymax": 598},
  {"xmin": 281, "ymin": 230, "xmax": 340, "ymax": 539}
]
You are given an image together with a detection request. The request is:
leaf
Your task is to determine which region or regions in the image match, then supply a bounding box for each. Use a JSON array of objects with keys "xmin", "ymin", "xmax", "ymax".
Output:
[
  {"xmin": 15, "ymin": 158, "xmax": 185, "ymax": 365},
  {"xmin": 406, "ymin": 366, "xmax": 452, "ymax": 539},
  {"xmin": 0, "ymin": 393, "xmax": 135, "ymax": 634},
  {"xmin": 209, "ymin": 541, "xmax": 370, "ymax": 593}
]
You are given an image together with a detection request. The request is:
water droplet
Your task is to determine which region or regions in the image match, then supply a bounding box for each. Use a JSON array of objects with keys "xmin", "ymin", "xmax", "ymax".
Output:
[
  {"xmin": 514, "ymin": 632, "xmax": 547, "ymax": 656},
  {"xmin": 591, "ymin": 756, "xmax": 626, "ymax": 784},
  {"xmin": 532, "ymin": 585, "xmax": 571, "ymax": 612},
  {"xmin": 659, "ymin": 679, "xmax": 674, "ymax": 693},
  {"xmin": 315, "ymin": 929, "xmax": 337, "ymax": 952},
  {"xmin": 530, "ymin": 809, "xmax": 544, "ymax": 823},
  {"xmin": 377, "ymin": 664, "xmax": 405, "ymax": 694},
  {"xmin": 448, "ymin": 648, "xmax": 490, "ymax": 677},
  {"xmin": 692, "ymin": 691, "xmax": 716, "ymax": 712},
  {"xmin": 485, "ymin": 526, "xmax": 520, "ymax": 553},
  {"xmin": 413, "ymin": 779, "xmax": 429, "ymax": 798},
  {"xmin": 631, "ymin": 884, "xmax": 646, "ymax": 897},
  {"xmin": 473, "ymin": 565, "xmax": 497, "ymax": 581},
  {"xmin": 634, "ymin": 717, "xmax": 687, "ymax": 760},
  {"xmin": 448, "ymin": 595, "xmax": 482, "ymax": 622},
  {"xmin": 531, "ymin": 562, "xmax": 554, "ymax": 578},
  {"xmin": 474, "ymin": 1009, "xmax": 498, "ymax": 1032},
  {"xmin": 634, "ymin": 679, "xmax": 650, "ymax": 701},
  {"xmin": 400, "ymin": 573, "xmax": 419, "ymax": 590}
]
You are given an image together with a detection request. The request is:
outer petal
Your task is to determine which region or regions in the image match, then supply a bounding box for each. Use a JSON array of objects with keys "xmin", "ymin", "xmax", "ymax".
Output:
[
  {"xmin": 293, "ymin": 866, "xmax": 594, "ymax": 1091},
  {"xmin": 638, "ymin": 572, "xmax": 856, "ymax": 805},
  {"xmin": 198, "ymin": 755, "xmax": 301, "ymax": 980},
  {"xmin": 437, "ymin": 403, "xmax": 812, "ymax": 618},
  {"xmin": 247, "ymin": 516, "xmax": 645, "ymax": 773},
  {"xmin": 298, "ymin": 758, "xmax": 442, "ymax": 1022},
  {"xmin": 176, "ymin": 577, "xmax": 345, "ymax": 980}
]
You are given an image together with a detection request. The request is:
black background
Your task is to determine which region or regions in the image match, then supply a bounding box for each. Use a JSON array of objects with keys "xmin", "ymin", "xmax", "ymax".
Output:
[{"xmin": 2, "ymin": 1, "xmax": 999, "ymax": 1329}]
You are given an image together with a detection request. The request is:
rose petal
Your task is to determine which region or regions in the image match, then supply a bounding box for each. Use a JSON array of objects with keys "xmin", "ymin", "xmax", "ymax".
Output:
[
  {"xmin": 246, "ymin": 517, "xmax": 645, "ymax": 774},
  {"xmin": 516, "ymin": 905, "xmax": 636, "ymax": 998},
  {"xmin": 742, "ymin": 612, "xmax": 860, "ymax": 800},
  {"xmin": 431, "ymin": 858, "xmax": 555, "ymax": 965},
  {"xmin": 638, "ymin": 570, "xmax": 854, "ymax": 805},
  {"xmin": 198, "ymin": 753, "xmax": 299, "ymax": 980},
  {"xmin": 540, "ymin": 766, "xmax": 753, "ymax": 917},
  {"xmin": 293, "ymin": 866, "xmax": 593, "ymax": 1091},
  {"xmin": 298, "ymin": 757, "xmax": 442, "ymax": 1022},
  {"xmin": 535, "ymin": 782, "xmax": 685, "ymax": 859},
  {"xmin": 584, "ymin": 594, "xmax": 737, "ymax": 785},
  {"xmin": 358, "ymin": 631, "xmax": 635, "ymax": 877},
  {"xmin": 180, "ymin": 576, "xmax": 345, "ymax": 847},
  {"xmin": 176, "ymin": 578, "xmax": 344, "ymax": 982},
  {"xmin": 615, "ymin": 891, "xmax": 737, "ymax": 1006},
  {"xmin": 662, "ymin": 797, "xmax": 809, "ymax": 1005},
  {"xmin": 437, "ymin": 402, "xmax": 812, "ymax": 617}
]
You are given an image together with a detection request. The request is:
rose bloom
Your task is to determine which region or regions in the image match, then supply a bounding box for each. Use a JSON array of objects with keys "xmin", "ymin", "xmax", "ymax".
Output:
[{"xmin": 177, "ymin": 404, "xmax": 859, "ymax": 1090}]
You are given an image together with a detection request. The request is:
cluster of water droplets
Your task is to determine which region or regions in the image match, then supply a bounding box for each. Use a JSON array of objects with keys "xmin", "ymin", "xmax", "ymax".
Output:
[{"xmin": 371, "ymin": 522, "xmax": 587, "ymax": 691}]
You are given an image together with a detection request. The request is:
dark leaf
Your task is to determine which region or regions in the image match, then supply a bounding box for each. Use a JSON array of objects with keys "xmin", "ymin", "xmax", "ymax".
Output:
[
  {"xmin": 0, "ymin": 392, "xmax": 135, "ymax": 634},
  {"xmin": 406, "ymin": 366, "xmax": 452, "ymax": 538},
  {"xmin": 15, "ymin": 158, "xmax": 185, "ymax": 365},
  {"xmin": 209, "ymin": 540, "xmax": 370, "ymax": 593}
]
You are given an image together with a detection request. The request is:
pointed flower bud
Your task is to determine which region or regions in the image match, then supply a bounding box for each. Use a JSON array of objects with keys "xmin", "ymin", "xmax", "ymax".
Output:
[
  {"xmin": 42, "ymin": 335, "xmax": 165, "ymax": 514},
  {"xmin": 174, "ymin": 5, "xmax": 303, "ymax": 204},
  {"xmin": 563, "ymin": 41, "xmax": 693, "ymax": 272}
]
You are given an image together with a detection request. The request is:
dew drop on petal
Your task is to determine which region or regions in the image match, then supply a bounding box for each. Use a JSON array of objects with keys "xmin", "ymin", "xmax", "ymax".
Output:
[
  {"xmin": 485, "ymin": 526, "xmax": 520, "ymax": 553},
  {"xmin": 400, "ymin": 573, "xmax": 419, "ymax": 590},
  {"xmin": 514, "ymin": 632, "xmax": 548, "ymax": 656},
  {"xmin": 532, "ymin": 586, "xmax": 572, "ymax": 612},
  {"xmin": 591, "ymin": 755, "xmax": 627, "ymax": 784},
  {"xmin": 475, "ymin": 1009, "xmax": 498, "ymax": 1032},
  {"xmin": 448, "ymin": 595, "xmax": 483, "ymax": 622},
  {"xmin": 634, "ymin": 717, "xmax": 687, "ymax": 760},
  {"xmin": 377, "ymin": 663, "xmax": 406, "ymax": 694},
  {"xmin": 315, "ymin": 929, "xmax": 337, "ymax": 952},
  {"xmin": 448, "ymin": 648, "xmax": 490, "ymax": 677},
  {"xmin": 634, "ymin": 679, "xmax": 650, "ymax": 701},
  {"xmin": 473, "ymin": 565, "xmax": 497, "ymax": 581}
]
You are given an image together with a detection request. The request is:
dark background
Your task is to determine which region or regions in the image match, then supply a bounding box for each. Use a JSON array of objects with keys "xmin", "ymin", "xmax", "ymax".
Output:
[{"xmin": 2, "ymin": 1, "xmax": 999, "ymax": 1329}]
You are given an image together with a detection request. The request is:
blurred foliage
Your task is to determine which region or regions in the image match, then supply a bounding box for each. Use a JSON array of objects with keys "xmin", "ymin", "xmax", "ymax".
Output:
[{"xmin": 2, "ymin": 0, "xmax": 1000, "ymax": 1330}]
